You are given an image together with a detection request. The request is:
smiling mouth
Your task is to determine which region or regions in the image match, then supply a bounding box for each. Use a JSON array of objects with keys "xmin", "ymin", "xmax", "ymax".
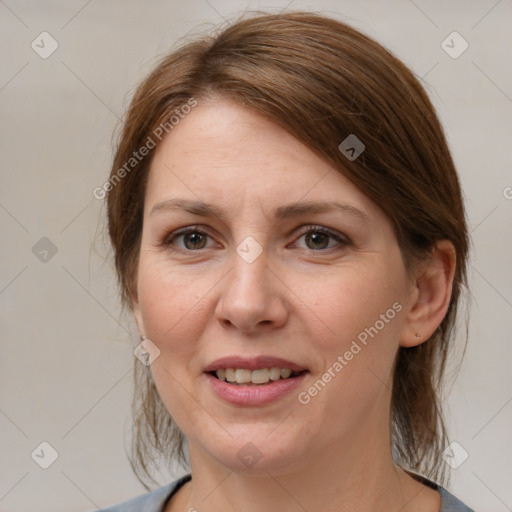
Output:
[{"xmin": 209, "ymin": 367, "xmax": 307, "ymax": 385}]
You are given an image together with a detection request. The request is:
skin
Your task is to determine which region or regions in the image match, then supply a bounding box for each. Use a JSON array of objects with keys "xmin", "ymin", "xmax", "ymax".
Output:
[{"xmin": 133, "ymin": 98, "xmax": 456, "ymax": 512}]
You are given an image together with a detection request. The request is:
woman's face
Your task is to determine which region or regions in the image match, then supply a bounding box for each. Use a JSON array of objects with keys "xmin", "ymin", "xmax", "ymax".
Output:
[{"xmin": 134, "ymin": 98, "xmax": 415, "ymax": 473}]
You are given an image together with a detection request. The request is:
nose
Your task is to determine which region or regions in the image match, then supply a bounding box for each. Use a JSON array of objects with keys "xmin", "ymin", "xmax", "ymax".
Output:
[{"xmin": 214, "ymin": 249, "xmax": 289, "ymax": 334}]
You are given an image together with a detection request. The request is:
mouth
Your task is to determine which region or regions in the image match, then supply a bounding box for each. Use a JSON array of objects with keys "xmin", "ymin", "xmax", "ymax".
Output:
[
  {"xmin": 203, "ymin": 355, "xmax": 309, "ymax": 395},
  {"xmin": 208, "ymin": 367, "xmax": 307, "ymax": 385}
]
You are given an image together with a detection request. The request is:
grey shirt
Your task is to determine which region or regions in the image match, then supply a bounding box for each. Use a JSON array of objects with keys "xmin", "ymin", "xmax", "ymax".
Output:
[{"xmin": 100, "ymin": 474, "xmax": 475, "ymax": 511}]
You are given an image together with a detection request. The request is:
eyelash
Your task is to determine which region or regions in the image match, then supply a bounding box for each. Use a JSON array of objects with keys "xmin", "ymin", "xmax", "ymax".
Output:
[{"xmin": 163, "ymin": 225, "xmax": 350, "ymax": 253}]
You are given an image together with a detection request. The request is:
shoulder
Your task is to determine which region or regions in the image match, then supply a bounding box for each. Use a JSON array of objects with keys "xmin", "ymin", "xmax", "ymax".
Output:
[
  {"xmin": 405, "ymin": 470, "xmax": 474, "ymax": 512},
  {"xmin": 99, "ymin": 474, "xmax": 191, "ymax": 512},
  {"xmin": 439, "ymin": 486, "xmax": 475, "ymax": 512}
]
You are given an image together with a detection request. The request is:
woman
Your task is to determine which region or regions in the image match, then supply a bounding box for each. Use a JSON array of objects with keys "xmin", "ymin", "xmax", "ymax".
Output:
[{"xmin": 101, "ymin": 11, "xmax": 474, "ymax": 512}]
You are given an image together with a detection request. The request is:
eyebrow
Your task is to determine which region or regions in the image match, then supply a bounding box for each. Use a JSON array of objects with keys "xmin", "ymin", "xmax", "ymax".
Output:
[{"xmin": 149, "ymin": 198, "xmax": 371, "ymax": 224}]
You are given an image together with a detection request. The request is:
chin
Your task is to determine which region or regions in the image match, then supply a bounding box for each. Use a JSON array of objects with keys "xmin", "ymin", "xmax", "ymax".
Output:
[{"xmin": 198, "ymin": 426, "xmax": 309, "ymax": 473}]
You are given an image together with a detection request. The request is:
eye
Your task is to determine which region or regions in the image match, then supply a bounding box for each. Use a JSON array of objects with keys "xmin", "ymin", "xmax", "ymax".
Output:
[
  {"xmin": 164, "ymin": 227, "xmax": 216, "ymax": 251},
  {"xmin": 163, "ymin": 225, "xmax": 349, "ymax": 253},
  {"xmin": 293, "ymin": 226, "xmax": 349, "ymax": 251}
]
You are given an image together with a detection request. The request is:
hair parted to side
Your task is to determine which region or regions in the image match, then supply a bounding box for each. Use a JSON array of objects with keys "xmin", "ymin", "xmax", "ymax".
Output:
[{"xmin": 106, "ymin": 11, "xmax": 469, "ymax": 490}]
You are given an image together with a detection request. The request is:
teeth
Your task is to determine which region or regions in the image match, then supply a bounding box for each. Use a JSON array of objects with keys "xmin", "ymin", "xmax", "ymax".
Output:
[
  {"xmin": 235, "ymin": 369, "xmax": 252, "ymax": 383},
  {"xmin": 214, "ymin": 367, "xmax": 301, "ymax": 384},
  {"xmin": 251, "ymin": 368, "xmax": 269, "ymax": 384},
  {"xmin": 280, "ymin": 368, "xmax": 292, "ymax": 379},
  {"xmin": 269, "ymin": 367, "xmax": 281, "ymax": 380}
]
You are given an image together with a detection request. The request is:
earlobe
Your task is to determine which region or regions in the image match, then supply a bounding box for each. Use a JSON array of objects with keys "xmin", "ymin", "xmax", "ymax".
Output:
[{"xmin": 400, "ymin": 240, "xmax": 456, "ymax": 347}]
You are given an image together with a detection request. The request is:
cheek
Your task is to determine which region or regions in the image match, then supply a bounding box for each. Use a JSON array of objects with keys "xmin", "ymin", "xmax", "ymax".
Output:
[
  {"xmin": 136, "ymin": 259, "xmax": 212, "ymax": 430},
  {"xmin": 295, "ymin": 270, "xmax": 404, "ymax": 426},
  {"xmin": 302, "ymin": 262, "xmax": 405, "ymax": 385},
  {"xmin": 307, "ymin": 267, "xmax": 403, "ymax": 339},
  {"xmin": 136, "ymin": 256, "xmax": 212, "ymax": 361}
]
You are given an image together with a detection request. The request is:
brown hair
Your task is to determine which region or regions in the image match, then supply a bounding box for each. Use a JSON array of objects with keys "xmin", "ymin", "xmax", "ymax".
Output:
[{"xmin": 106, "ymin": 11, "xmax": 469, "ymax": 489}]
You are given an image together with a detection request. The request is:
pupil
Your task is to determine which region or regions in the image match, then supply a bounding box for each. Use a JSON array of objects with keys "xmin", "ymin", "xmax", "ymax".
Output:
[
  {"xmin": 307, "ymin": 232, "xmax": 328, "ymax": 250},
  {"xmin": 186, "ymin": 233, "xmax": 205, "ymax": 249}
]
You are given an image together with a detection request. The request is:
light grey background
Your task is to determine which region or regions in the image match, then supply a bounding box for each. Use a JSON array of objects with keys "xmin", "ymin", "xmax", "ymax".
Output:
[{"xmin": 1, "ymin": 1, "xmax": 511, "ymax": 511}]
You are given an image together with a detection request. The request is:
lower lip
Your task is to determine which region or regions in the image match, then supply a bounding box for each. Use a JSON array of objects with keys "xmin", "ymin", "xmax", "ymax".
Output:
[{"xmin": 205, "ymin": 372, "xmax": 308, "ymax": 406}]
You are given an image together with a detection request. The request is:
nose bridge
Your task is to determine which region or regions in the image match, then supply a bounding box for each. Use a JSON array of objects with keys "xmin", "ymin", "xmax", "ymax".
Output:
[
  {"xmin": 215, "ymin": 244, "xmax": 287, "ymax": 332},
  {"xmin": 226, "ymin": 247, "xmax": 271, "ymax": 307},
  {"xmin": 229, "ymin": 226, "xmax": 269, "ymax": 292}
]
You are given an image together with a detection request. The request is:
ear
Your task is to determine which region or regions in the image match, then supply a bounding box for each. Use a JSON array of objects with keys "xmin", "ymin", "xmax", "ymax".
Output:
[{"xmin": 400, "ymin": 240, "xmax": 456, "ymax": 347}]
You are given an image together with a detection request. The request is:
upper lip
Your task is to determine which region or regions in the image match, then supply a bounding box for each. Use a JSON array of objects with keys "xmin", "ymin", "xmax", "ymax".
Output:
[{"xmin": 203, "ymin": 356, "xmax": 307, "ymax": 373}]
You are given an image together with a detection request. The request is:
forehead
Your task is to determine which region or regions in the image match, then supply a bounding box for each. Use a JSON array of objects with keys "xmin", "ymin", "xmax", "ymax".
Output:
[{"xmin": 145, "ymin": 98, "xmax": 380, "ymax": 222}]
